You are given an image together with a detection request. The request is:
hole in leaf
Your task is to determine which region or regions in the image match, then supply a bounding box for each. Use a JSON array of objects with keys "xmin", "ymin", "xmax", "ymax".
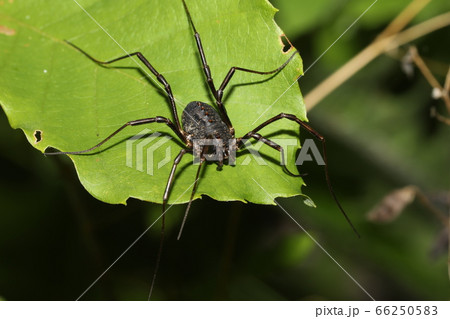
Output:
[
  {"xmin": 34, "ymin": 130, "xmax": 42, "ymax": 143},
  {"xmin": 279, "ymin": 34, "xmax": 293, "ymax": 54}
]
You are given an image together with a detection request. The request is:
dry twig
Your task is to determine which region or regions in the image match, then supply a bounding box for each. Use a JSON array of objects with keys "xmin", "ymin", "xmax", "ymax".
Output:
[{"xmin": 305, "ymin": 0, "xmax": 450, "ymax": 111}]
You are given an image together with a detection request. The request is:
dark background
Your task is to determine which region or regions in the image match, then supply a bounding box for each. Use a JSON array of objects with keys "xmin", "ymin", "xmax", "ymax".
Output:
[{"xmin": 0, "ymin": 0, "xmax": 449, "ymax": 300}]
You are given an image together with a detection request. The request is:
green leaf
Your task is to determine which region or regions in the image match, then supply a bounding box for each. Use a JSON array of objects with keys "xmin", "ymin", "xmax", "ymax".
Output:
[{"xmin": 0, "ymin": 0, "xmax": 305, "ymax": 205}]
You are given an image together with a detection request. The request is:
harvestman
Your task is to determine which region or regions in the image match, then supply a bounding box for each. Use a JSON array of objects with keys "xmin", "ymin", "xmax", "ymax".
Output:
[{"xmin": 46, "ymin": 0, "xmax": 360, "ymax": 297}]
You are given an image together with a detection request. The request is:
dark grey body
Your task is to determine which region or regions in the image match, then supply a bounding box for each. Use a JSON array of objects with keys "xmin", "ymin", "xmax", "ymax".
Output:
[{"xmin": 182, "ymin": 101, "xmax": 235, "ymax": 165}]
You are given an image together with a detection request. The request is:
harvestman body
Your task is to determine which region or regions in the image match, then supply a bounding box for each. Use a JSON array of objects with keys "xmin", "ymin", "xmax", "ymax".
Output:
[{"xmin": 46, "ymin": 0, "xmax": 359, "ymax": 298}]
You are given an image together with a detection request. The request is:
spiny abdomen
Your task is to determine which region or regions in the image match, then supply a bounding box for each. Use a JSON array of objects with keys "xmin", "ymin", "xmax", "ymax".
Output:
[{"xmin": 182, "ymin": 101, "xmax": 232, "ymax": 141}]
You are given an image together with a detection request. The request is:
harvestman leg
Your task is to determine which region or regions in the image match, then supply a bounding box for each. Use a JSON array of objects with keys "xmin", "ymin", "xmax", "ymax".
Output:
[
  {"xmin": 65, "ymin": 41, "xmax": 183, "ymax": 132},
  {"xmin": 238, "ymin": 132, "xmax": 304, "ymax": 177},
  {"xmin": 149, "ymin": 148, "xmax": 190, "ymax": 299},
  {"xmin": 44, "ymin": 116, "xmax": 190, "ymax": 300},
  {"xmin": 45, "ymin": 116, "xmax": 187, "ymax": 155},
  {"xmin": 215, "ymin": 50, "xmax": 299, "ymax": 136},
  {"xmin": 242, "ymin": 113, "xmax": 361, "ymax": 237},
  {"xmin": 181, "ymin": 0, "xmax": 300, "ymax": 135},
  {"xmin": 216, "ymin": 50, "xmax": 299, "ymax": 103},
  {"xmin": 177, "ymin": 155, "xmax": 206, "ymax": 240},
  {"xmin": 59, "ymin": 41, "xmax": 203, "ymax": 299}
]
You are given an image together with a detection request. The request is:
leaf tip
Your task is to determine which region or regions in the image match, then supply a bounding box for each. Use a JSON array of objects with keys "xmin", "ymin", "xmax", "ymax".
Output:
[{"xmin": 303, "ymin": 197, "xmax": 316, "ymax": 208}]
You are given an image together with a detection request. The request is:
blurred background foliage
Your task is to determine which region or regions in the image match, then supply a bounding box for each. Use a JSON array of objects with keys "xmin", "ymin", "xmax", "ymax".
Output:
[{"xmin": 0, "ymin": 0, "xmax": 449, "ymax": 300}]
